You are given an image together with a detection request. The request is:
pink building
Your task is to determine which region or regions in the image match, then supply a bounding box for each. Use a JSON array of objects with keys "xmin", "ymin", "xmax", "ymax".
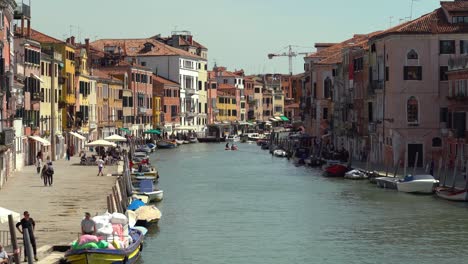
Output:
[{"xmin": 368, "ymin": 0, "xmax": 468, "ymax": 167}]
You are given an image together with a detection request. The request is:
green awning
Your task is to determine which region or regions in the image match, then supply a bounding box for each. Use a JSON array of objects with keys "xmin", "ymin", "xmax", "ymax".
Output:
[
  {"xmin": 143, "ymin": 129, "xmax": 161, "ymax": 135},
  {"xmin": 119, "ymin": 128, "xmax": 131, "ymax": 134},
  {"xmin": 280, "ymin": 116, "xmax": 290, "ymax": 121}
]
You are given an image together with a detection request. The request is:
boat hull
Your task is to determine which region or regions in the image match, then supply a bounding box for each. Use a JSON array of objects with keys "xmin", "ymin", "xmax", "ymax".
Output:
[
  {"xmin": 397, "ymin": 181, "xmax": 438, "ymax": 194},
  {"xmin": 375, "ymin": 177, "xmax": 398, "ymax": 189},
  {"xmin": 436, "ymin": 188, "xmax": 468, "ymax": 201}
]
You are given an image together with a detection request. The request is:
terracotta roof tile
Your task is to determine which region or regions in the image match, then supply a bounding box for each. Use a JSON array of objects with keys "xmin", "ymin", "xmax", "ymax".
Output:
[
  {"xmin": 153, "ymin": 75, "xmax": 179, "ymax": 85},
  {"xmin": 29, "ymin": 29, "xmax": 65, "ymax": 44},
  {"xmin": 218, "ymin": 83, "xmax": 236, "ymax": 89},
  {"xmin": 441, "ymin": 1, "xmax": 468, "ymax": 12},
  {"xmin": 372, "ymin": 7, "xmax": 468, "ymax": 40},
  {"xmin": 90, "ymin": 38, "xmax": 203, "ymax": 60}
]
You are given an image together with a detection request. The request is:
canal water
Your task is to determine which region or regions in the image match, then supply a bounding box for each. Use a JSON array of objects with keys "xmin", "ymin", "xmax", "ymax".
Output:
[{"xmin": 140, "ymin": 143, "xmax": 468, "ymax": 264}]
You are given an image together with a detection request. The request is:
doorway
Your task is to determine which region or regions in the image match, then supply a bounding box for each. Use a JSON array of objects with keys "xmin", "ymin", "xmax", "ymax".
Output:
[{"xmin": 408, "ymin": 144, "xmax": 423, "ymax": 167}]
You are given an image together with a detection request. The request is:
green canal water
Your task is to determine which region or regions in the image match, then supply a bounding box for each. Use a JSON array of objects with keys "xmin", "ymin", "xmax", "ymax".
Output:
[{"xmin": 140, "ymin": 143, "xmax": 468, "ymax": 264}]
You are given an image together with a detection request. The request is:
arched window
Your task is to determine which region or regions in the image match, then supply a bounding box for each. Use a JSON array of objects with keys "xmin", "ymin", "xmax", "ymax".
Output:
[
  {"xmin": 407, "ymin": 49, "xmax": 418, "ymax": 60},
  {"xmin": 432, "ymin": 137, "xmax": 442, "ymax": 147},
  {"xmin": 324, "ymin": 77, "xmax": 332, "ymax": 99},
  {"xmin": 407, "ymin": 96, "xmax": 419, "ymax": 124}
]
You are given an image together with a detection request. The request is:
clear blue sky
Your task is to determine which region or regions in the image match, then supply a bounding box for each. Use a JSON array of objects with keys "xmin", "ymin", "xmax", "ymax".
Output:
[{"xmin": 32, "ymin": 0, "xmax": 442, "ymax": 74}]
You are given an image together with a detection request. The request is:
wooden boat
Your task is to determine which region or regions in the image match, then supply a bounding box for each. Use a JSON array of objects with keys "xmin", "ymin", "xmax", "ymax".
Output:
[
  {"xmin": 136, "ymin": 190, "xmax": 163, "ymax": 203},
  {"xmin": 175, "ymin": 139, "xmax": 184, "ymax": 145},
  {"xmin": 133, "ymin": 179, "xmax": 163, "ymax": 202},
  {"xmin": 436, "ymin": 187, "xmax": 468, "ymax": 201},
  {"xmin": 64, "ymin": 228, "xmax": 144, "ymax": 264},
  {"xmin": 396, "ymin": 175, "xmax": 439, "ymax": 194},
  {"xmin": 189, "ymin": 137, "xmax": 198, "ymax": 143},
  {"xmin": 156, "ymin": 140, "xmax": 177, "ymax": 149}
]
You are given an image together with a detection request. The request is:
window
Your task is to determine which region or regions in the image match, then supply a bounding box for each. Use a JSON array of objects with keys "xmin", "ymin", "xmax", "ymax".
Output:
[
  {"xmin": 323, "ymin": 107, "xmax": 328, "ymax": 120},
  {"xmin": 211, "ymin": 83, "xmax": 216, "ymax": 89},
  {"xmin": 241, "ymin": 102, "xmax": 245, "ymax": 109},
  {"xmin": 232, "ymin": 99, "xmax": 236, "ymax": 104},
  {"xmin": 275, "ymin": 106, "xmax": 283, "ymax": 113},
  {"xmin": 440, "ymin": 66, "xmax": 448, "ymax": 81},
  {"xmin": 171, "ymin": 105, "xmax": 177, "ymax": 117},
  {"xmin": 141, "ymin": 62, "xmax": 146, "ymax": 66},
  {"xmin": 223, "ymin": 79, "xmax": 228, "ymax": 84},
  {"xmin": 254, "ymin": 88, "xmax": 260, "ymax": 93},
  {"xmin": 452, "ymin": 16, "xmax": 468, "ymax": 24},
  {"xmin": 353, "ymin": 57, "xmax": 363, "ymax": 71},
  {"xmin": 385, "ymin": 67, "xmax": 389, "ymax": 82},
  {"xmin": 232, "ymin": 110, "xmax": 237, "ymax": 116},
  {"xmin": 407, "ymin": 96, "xmax": 419, "ymax": 124},
  {"xmin": 440, "ymin": 107, "xmax": 448, "ymax": 123},
  {"xmin": 432, "ymin": 137, "xmax": 442, "ymax": 147},
  {"xmin": 198, "ymin": 81, "xmax": 202, "ymax": 90},
  {"xmin": 440, "ymin": 40, "xmax": 455, "ymax": 54},
  {"xmin": 324, "ymin": 77, "xmax": 332, "ymax": 99},
  {"xmin": 407, "ymin": 49, "xmax": 418, "ymax": 60},
  {"xmin": 371, "ymin": 44, "xmax": 376, "ymax": 53},
  {"xmin": 404, "ymin": 66, "xmax": 422, "ymax": 80},
  {"xmin": 461, "ymin": 41, "xmax": 468, "ymax": 54}
]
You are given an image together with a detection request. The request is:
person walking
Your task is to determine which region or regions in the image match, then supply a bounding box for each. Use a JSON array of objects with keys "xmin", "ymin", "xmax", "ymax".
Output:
[
  {"xmin": 97, "ymin": 157, "xmax": 105, "ymax": 176},
  {"xmin": 16, "ymin": 211, "xmax": 38, "ymax": 262},
  {"xmin": 35, "ymin": 155, "xmax": 42, "ymax": 175},
  {"xmin": 66, "ymin": 146, "xmax": 71, "ymax": 161}
]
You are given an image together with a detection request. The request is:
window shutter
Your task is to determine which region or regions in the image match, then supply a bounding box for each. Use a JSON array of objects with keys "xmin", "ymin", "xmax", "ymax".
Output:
[{"xmin": 418, "ymin": 67, "xmax": 422, "ymax": 80}]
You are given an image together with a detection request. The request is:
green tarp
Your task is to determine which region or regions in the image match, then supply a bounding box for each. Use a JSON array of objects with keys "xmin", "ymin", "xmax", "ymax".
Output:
[
  {"xmin": 280, "ymin": 116, "xmax": 290, "ymax": 121},
  {"xmin": 143, "ymin": 129, "xmax": 161, "ymax": 135},
  {"xmin": 119, "ymin": 128, "xmax": 131, "ymax": 134}
]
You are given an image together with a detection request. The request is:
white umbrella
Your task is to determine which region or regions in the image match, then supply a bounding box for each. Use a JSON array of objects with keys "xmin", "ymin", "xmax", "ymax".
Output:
[
  {"xmin": 104, "ymin": 134, "xmax": 127, "ymax": 142},
  {"xmin": 0, "ymin": 207, "xmax": 20, "ymax": 224},
  {"xmin": 85, "ymin": 139, "xmax": 117, "ymax": 147}
]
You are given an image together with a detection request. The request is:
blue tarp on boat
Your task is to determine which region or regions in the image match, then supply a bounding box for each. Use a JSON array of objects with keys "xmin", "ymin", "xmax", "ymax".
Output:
[{"xmin": 128, "ymin": 199, "xmax": 145, "ymax": 211}]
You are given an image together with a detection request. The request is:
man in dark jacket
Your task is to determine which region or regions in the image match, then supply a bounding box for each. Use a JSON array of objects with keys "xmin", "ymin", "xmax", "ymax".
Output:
[{"xmin": 16, "ymin": 211, "xmax": 38, "ymax": 261}]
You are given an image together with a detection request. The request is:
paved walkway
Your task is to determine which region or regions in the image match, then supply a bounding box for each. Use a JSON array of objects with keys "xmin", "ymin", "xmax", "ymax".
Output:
[{"xmin": 0, "ymin": 155, "xmax": 117, "ymax": 250}]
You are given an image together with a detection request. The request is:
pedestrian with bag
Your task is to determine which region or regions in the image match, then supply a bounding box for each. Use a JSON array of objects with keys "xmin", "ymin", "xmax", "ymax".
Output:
[{"xmin": 42, "ymin": 156, "xmax": 54, "ymax": 186}]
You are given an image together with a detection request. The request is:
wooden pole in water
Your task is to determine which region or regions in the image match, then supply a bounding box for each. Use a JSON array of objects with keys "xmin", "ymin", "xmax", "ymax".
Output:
[
  {"xmin": 107, "ymin": 195, "xmax": 112, "ymax": 213},
  {"xmin": 23, "ymin": 228, "xmax": 33, "ymax": 264},
  {"xmin": 403, "ymin": 148, "xmax": 408, "ymax": 177},
  {"xmin": 8, "ymin": 215, "xmax": 20, "ymax": 264},
  {"xmin": 451, "ymin": 154, "xmax": 459, "ymax": 189},
  {"xmin": 412, "ymin": 152, "xmax": 419, "ymax": 176},
  {"xmin": 437, "ymin": 156, "xmax": 443, "ymax": 180},
  {"xmin": 464, "ymin": 160, "xmax": 468, "ymax": 194}
]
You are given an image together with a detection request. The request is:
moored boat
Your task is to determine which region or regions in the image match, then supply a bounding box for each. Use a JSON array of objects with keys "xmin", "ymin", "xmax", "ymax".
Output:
[
  {"xmin": 344, "ymin": 169, "xmax": 368, "ymax": 180},
  {"xmin": 323, "ymin": 164, "xmax": 349, "ymax": 177},
  {"xmin": 375, "ymin": 177, "xmax": 399, "ymax": 189},
  {"xmin": 189, "ymin": 137, "xmax": 198, "ymax": 143},
  {"xmin": 273, "ymin": 149, "xmax": 287, "ymax": 157},
  {"xmin": 64, "ymin": 228, "xmax": 144, "ymax": 264},
  {"xmin": 396, "ymin": 175, "xmax": 439, "ymax": 194},
  {"xmin": 226, "ymin": 135, "xmax": 240, "ymax": 142},
  {"xmin": 436, "ymin": 187, "xmax": 468, "ymax": 201},
  {"xmin": 156, "ymin": 140, "xmax": 177, "ymax": 149},
  {"xmin": 175, "ymin": 139, "xmax": 184, "ymax": 145}
]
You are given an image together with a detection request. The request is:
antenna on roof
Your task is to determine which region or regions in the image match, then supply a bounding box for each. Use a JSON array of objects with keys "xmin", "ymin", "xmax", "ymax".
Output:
[{"xmin": 409, "ymin": 0, "xmax": 420, "ymax": 20}]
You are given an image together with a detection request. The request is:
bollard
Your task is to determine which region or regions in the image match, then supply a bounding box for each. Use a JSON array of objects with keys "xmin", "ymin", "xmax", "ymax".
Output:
[
  {"xmin": 8, "ymin": 215, "xmax": 20, "ymax": 264},
  {"xmin": 23, "ymin": 228, "xmax": 34, "ymax": 264}
]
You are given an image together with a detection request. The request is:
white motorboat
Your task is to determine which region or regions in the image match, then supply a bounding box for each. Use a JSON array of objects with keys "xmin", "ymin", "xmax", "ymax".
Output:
[
  {"xmin": 183, "ymin": 140, "xmax": 190, "ymax": 144},
  {"xmin": 273, "ymin": 149, "xmax": 287, "ymax": 157},
  {"xmin": 396, "ymin": 175, "xmax": 439, "ymax": 194},
  {"xmin": 175, "ymin": 139, "xmax": 185, "ymax": 145},
  {"xmin": 344, "ymin": 169, "xmax": 368, "ymax": 180},
  {"xmin": 134, "ymin": 190, "xmax": 164, "ymax": 203},
  {"xmin": 247, "ymin": 133, "xmax": 264, "ymax": 141},
  {"xmin": 436, "ymin": 187, "xmax": 468, "ymax": 201},
  {"xmin": 226, "ymin": 135, "xmax": 240, "ymax": 142},
  {"xmin": 189, "ymin": 137, "xmax": 198, "ymax": 143}
]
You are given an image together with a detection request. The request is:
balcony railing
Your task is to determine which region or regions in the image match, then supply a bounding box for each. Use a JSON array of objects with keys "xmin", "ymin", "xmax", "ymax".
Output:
[
  {"xmin": 138, "ymin": 107, "xmax": 147, "ymax": 114},
  {"xmin": 185, "ymin": 88, "xmax": 196, "ymax": 95},
  {"xmin": 14, "ymin": 3, "xmax": 31, "ymax": 19}
]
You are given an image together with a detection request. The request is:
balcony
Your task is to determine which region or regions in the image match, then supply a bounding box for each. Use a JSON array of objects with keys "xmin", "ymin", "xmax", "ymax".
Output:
[
  {"xmin": 31, "ymin": 91, "xmax": 44, "ymax": 102},
  {"xmin": 14, "ymin": 3, "xmax": 31, "ymax": 19},
  {"xmin": 138, "ymin": 107, "xmax": 147, "ymax": 114},
  {"xmin": 185, "ymin": 88, "xmax": 196, "ymax": 95},
  {"xmin": 448, "ymin": 85, "xmax": 468, "ymax": 101},
  {"xmin": 0, "ymin": 128, "xmax": 15, "ymax": 146}
]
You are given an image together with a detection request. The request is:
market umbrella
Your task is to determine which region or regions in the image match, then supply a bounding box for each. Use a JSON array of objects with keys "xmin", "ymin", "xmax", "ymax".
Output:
[
  {"xmin": 104, "ymin": 134, "xmax": 127, "ymax": 142},
  {"xmin": 85, "ymin": 139, "xmax": 116, "ymax": 147},
  {"xmin": 0, "ymin": 207, "xmax": 20, "ymax": 224}
]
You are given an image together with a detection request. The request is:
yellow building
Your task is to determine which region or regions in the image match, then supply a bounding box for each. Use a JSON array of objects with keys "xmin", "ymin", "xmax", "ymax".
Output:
[
  {"xmin": 75, "ymin": 48, "xmax": 91, "ymax": 135},
  {"xmin": 216, "ymin": 90, "xmax": 237, "ymax": 122},
  {"xmin": 30, "ymin": 30, "xmax": 77, "ymax": 131}
]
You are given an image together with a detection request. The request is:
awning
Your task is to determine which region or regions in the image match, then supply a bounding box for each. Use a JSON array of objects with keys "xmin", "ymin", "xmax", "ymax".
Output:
[
  {"xmin": 29, "ymin": 136, "xmax": 51, "ymax": 146},
  {"xmin": 174, "ymin": 126, "xmax": 197, "ymax": 131},
  {"xmin": 143, "ymin": 129, "xmax": 161, "ymax": 135},
  {"xmin": 274, "ymin": 117, "xmax": 283, "ymax": 121},
  {"xmin": 69, "ymin": 131, "xmax": 86, "ymax": 141},
  {"xmin": 269, "ymin": 118, "xmax": 276, "ymax": 122},
  {"xmin": 280, "ymin": 116, "xmax": 290, "ymax": 121},
  {"xmin": 0, "ymin": 207, "xmax": 20, "ymax": 224},
  {"xmin": 31, "ymin": 73, "xmax": 44, "ymax": 83},
  {"xmin": 119, "ymin": 128, "xmax": 131, "ymax": 134}
]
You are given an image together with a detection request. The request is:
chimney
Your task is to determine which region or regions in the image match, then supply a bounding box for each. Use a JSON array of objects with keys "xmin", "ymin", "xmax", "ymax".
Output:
[
  {"xmin": 66, "ymin": 37, "xmax": 70, "ymax": 44},
  {"xmin": 85, "ymin": 38, "xmax": 90, "ymax": 52},
  {"xmin": 71, "ymin": 36, "xmax": 76, "ymax": 46}
]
